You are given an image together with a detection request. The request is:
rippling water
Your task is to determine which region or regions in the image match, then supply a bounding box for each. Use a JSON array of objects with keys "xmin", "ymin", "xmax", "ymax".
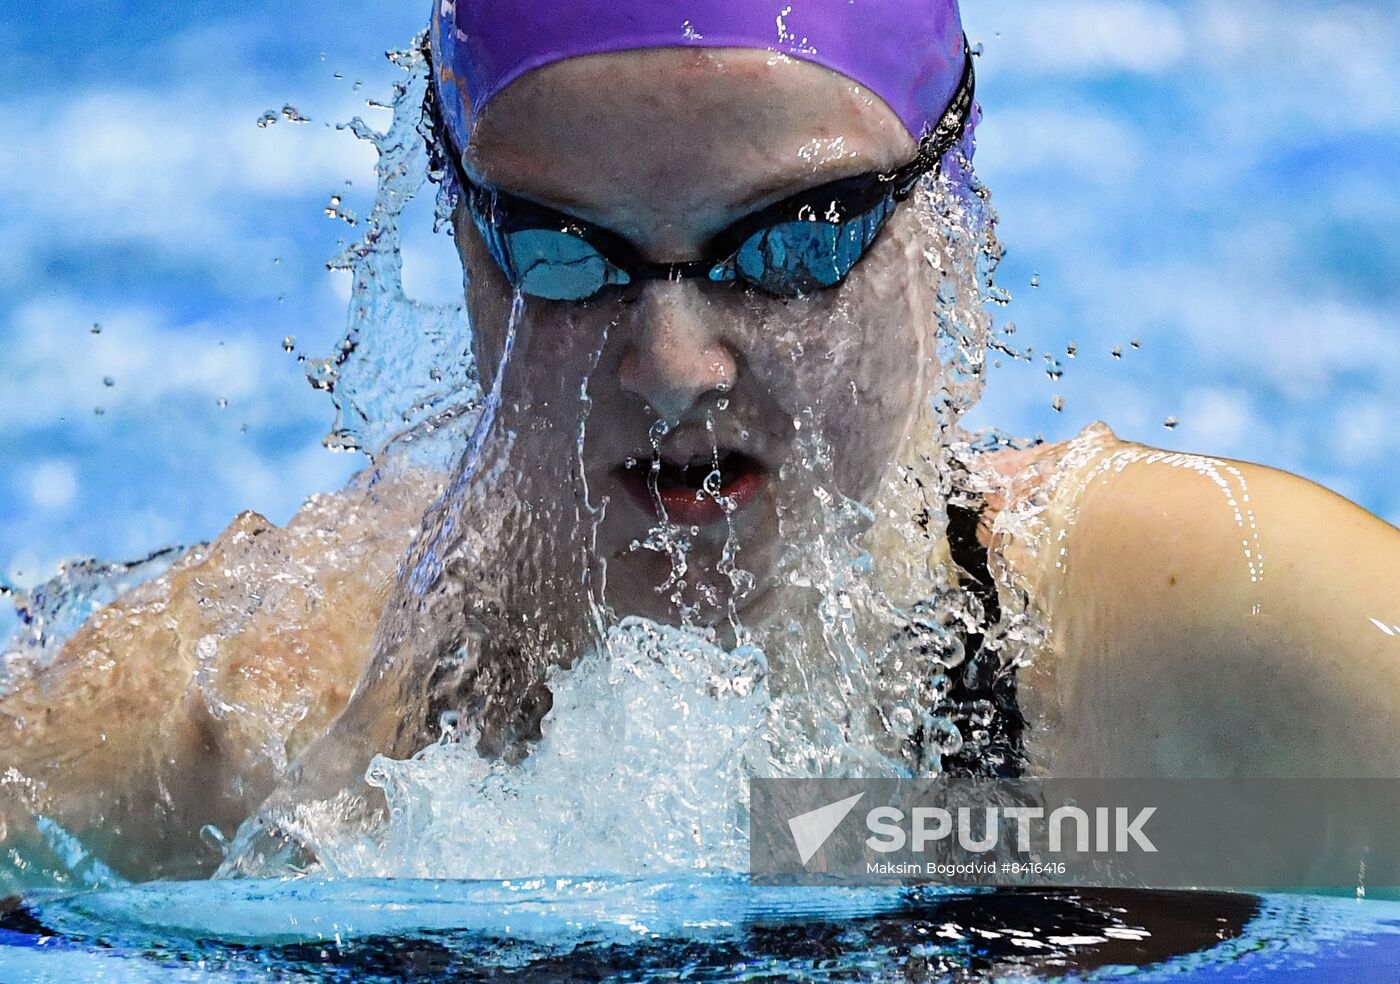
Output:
[{"xmin": 5, "ymin": 878, "xmax": 1400, "ymax": 982}]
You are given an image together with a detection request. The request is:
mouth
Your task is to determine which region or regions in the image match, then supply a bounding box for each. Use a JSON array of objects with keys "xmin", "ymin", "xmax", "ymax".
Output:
[{"xmin": 615, "ymin": 449, "xmax": 769, "ymax": 526}]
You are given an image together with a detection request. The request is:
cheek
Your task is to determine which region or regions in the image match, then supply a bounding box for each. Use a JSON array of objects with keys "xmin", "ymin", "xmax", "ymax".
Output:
[
  {"xmin": 461, "ymin": 228, "xmax": 514, "ymax": 381},
  {"xmin": 739, "ymin": 214, "xmax": 933, "ymax": 488},
  {"xmin": 459, "ymin": 228, "xmax": 615, "ymax": 404}
]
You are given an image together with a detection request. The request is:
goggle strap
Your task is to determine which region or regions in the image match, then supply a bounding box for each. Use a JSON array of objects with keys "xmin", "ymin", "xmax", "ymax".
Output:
[{"xmin": 887, "ymin": 36, "xmax": 977, "ymax": 196}]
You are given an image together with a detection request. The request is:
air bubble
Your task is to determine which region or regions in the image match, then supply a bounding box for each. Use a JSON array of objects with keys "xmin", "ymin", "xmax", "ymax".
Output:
[{"xmin": 200, "ymin": 824, "xmax": 229, "ymax": 856}]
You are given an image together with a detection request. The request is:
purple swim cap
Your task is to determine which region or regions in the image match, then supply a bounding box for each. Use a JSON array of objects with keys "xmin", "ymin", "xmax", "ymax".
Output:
[{"xmin": 430, "ymin": 0, "xmax": 971, "ymax": 150}]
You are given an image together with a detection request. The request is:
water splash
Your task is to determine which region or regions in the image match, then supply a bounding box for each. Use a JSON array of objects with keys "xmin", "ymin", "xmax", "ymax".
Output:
[
  {"xmin": 267, "ymin": 621, "xmax": 766, "ymax": 879},
  {"xmin": 219, "ymin": 86, "xmax": 1041, "ymax": 878},
  {"xmin": 305, "ymin": 38, "xmax": 479, "ymax": 468},
  {"xmin": 0, "ymin": 547, "xmax": 183, "ymax": 694},
  {"xmin": 6, "ymin": 30, "xmax": 1045, "ymax": 888}
]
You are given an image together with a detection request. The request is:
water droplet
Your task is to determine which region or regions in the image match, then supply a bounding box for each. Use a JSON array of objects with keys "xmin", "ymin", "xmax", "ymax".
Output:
[
  {"xmin": 217, "ymin": 397, "xmax": 228, "ymax": 410},
  {"xmin": 93, "ymin": 406, "xmax": 105, "ymax": 416},
  {"xmin": 1030, "ymin": 272, "xmax": 1041, "ymax": 288},
  {"xmin": 1066, "ymin": 341, "xmax": 1078, "ymax": 359},
  {"xmin": 102, "ymin": 376, "xmax": 114, "ymax": 387},
  {"xmin": 1130, "ymin": 338, "xmax": 1141, "ymax": 350},
  {"xmin": 90, "ymin": 323, "xmax": 102, "ymax": 335},
  {"xmin": 280, "ymin": 104, "xmax": 310, "ymax": 124},
  {"xmin": 282, "ymin": 335, "xmax": 296, "ymax": 353},
  {"xmin": 929, "ymin": 718, "xmax": 965, "ymax": 756},
  {"xmin": 1051, "ymin": 395, "xmax": 1065, "ymax": 413},
  {"xmin": 200, "ymin": 824, "xmax": 229, "ymax": 856},
  {"xmin": 1110, "ymin": 346, "xmax": 1122, "ymax": 360},
  {"xmin": 256, "ymin": 109, "xmax": 278, "ymax": 128},
  {"xmin": 1164, "ymin": 416, "xmax": 1179, "ymax": 430}
]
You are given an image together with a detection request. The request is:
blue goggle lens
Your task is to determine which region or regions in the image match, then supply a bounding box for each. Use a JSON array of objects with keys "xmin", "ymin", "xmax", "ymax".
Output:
[
  {"xmin": 726, "ymin": 197, "xmax": 897, "ymax": 297},
  {"xmin": 475, "ymin": 217, "xmax": 631, "ymax": 301}
]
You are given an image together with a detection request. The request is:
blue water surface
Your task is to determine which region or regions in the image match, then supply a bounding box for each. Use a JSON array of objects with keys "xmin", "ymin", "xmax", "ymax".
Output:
[{"xmin": 3, "ymin": 876, "xmax": 1400, "ymax": 982}]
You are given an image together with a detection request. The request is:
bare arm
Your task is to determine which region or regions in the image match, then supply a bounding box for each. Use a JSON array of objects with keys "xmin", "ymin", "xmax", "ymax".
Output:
[
  {"xmin": 998, "ymin": 425, "xmax": 1400, "ymax": 778},
  {"xmin": 0, "ymin": 470, "xmax": 434, "ymax": 883}
]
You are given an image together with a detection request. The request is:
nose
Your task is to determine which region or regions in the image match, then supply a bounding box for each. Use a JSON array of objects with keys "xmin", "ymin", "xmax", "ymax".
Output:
[{"xmin": 617, "ymin": 285, "xmax": 737, "ymax": 423}]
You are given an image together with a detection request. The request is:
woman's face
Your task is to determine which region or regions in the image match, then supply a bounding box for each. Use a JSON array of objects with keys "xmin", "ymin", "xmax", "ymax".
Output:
[{"xmin": 454, "ymin": 48, "xmax": 943, "ymax": 626}]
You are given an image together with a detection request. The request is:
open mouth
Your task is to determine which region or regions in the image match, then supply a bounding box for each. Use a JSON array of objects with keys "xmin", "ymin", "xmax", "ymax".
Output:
[{"xmin": 615, "ymin": 450, "xmax": 768, "ymax": 525}]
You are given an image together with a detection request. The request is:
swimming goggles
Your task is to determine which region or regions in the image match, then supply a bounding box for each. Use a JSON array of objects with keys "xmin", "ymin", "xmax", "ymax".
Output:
[{"xmin": 453, "ymin": 41, "xmax": 974, "ymax": 302}]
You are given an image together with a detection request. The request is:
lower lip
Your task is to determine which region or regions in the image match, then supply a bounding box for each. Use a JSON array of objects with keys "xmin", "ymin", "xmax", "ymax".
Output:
[{"xmin": 617, "ymin": 460, "xmax": 768, "ymax": 526}]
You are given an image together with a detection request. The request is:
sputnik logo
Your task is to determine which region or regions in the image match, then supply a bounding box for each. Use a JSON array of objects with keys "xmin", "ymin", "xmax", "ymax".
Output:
[{"xmin": 787, "ymin": 792, "xmax": 865, "ymax": 866}]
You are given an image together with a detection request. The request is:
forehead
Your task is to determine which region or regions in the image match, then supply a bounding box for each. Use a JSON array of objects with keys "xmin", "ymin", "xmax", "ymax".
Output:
[{"xmin": 461, "ymin": 48, "xmax": 915, "ymax": 227}]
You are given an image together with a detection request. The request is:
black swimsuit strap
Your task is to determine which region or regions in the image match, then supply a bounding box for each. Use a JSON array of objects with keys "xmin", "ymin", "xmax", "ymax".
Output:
[{"xmin": 938, "ymin": 496, "xmax": 1027, "ymax": 778}]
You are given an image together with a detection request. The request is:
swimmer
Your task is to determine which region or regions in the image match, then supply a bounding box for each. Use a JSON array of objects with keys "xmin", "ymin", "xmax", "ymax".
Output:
[{"xmin": 3, "ymin": 0, "xmax": 1399, "ymax": 882}]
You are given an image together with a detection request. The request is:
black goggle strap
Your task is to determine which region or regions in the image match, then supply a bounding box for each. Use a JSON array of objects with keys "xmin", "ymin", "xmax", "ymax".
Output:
[{"xmin": 886, "ymin": 36, "xmax": 977, "ymax": 200}]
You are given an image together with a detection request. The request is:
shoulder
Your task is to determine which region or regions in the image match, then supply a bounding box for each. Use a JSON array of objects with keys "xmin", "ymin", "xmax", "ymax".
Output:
[{"xmin": 971, "ymin": 422, "xmax": 1400, "ymax": 777}]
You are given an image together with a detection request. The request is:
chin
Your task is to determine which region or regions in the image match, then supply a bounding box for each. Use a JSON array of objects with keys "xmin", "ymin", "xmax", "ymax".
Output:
[{"xmin": 594, "ymin": 527, "xmax": 780, "ymax": 630}]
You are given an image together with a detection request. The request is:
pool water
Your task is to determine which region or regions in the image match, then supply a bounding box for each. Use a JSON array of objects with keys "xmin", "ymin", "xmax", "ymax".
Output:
[{"xmin": 3, "ymin": 876, "xmax": 1399, "ymax": 982}]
